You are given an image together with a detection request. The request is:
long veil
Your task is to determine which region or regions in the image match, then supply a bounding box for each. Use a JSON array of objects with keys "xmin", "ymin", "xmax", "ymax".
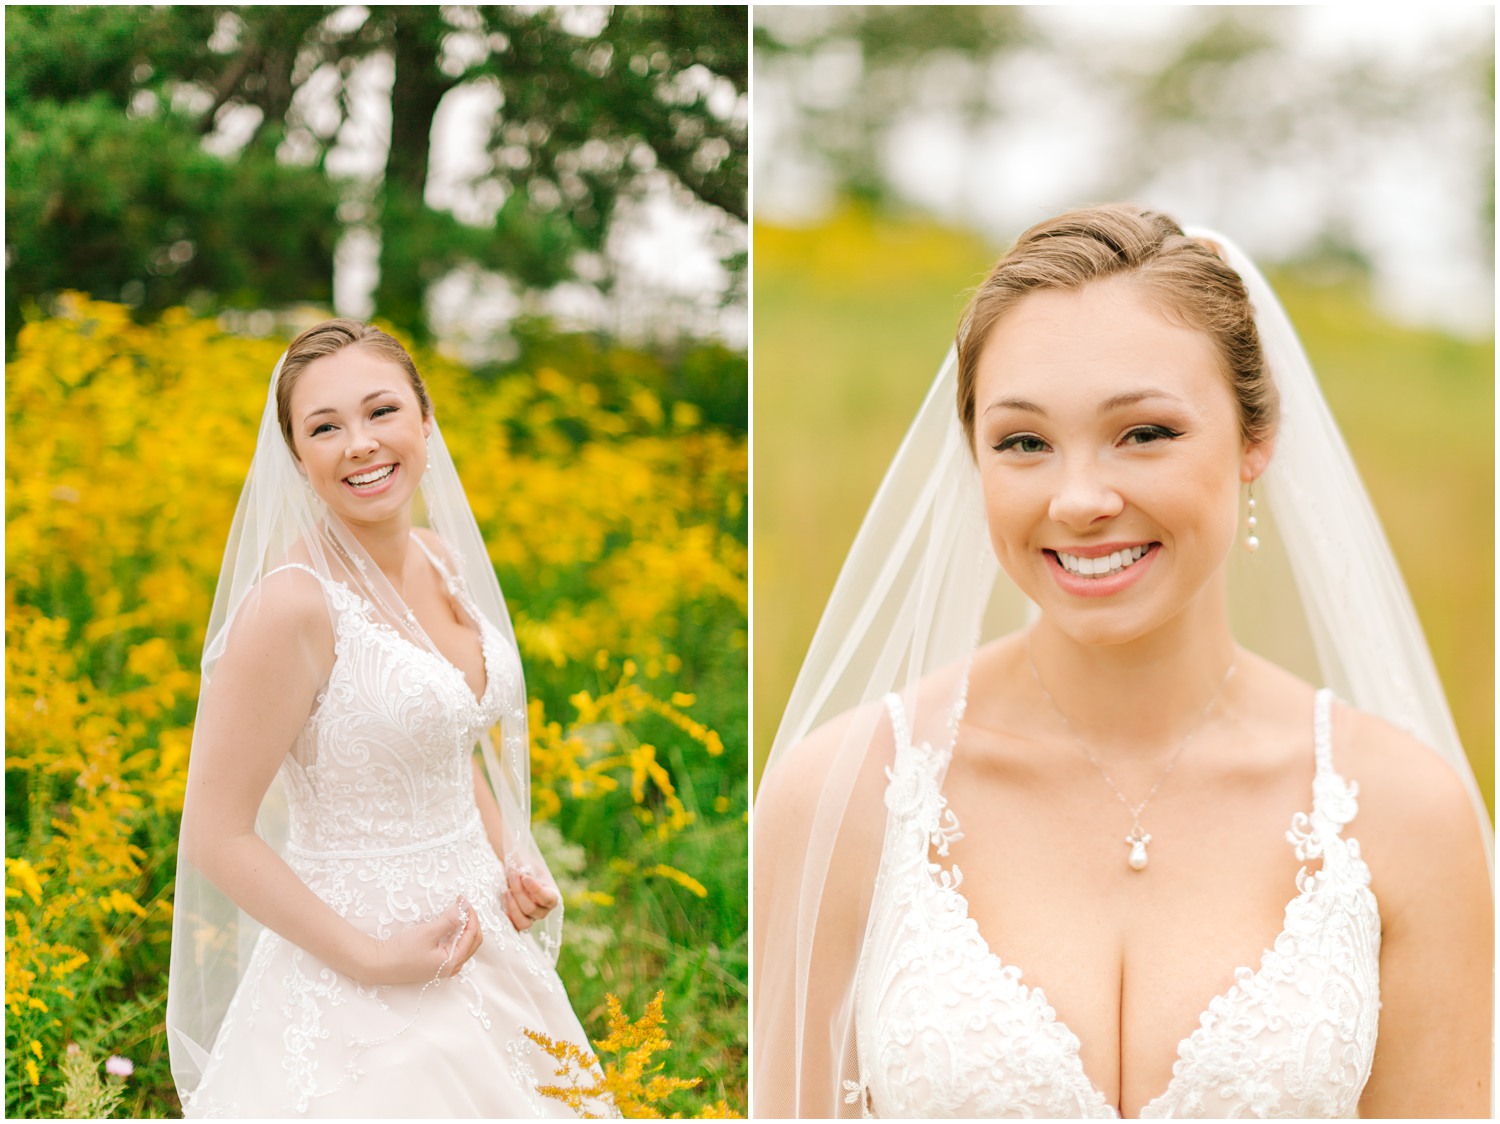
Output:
[
  {"xmin": 750, "ymin": 229, "xmax": 1492, "ymax": 1117},
  {"xmin": 166, "ymin": 351, "xmax": 559, "ymax": 1098}
]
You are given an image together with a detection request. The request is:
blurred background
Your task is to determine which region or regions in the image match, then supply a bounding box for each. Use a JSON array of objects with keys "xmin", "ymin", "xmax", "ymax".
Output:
[
  {"xmin": 7, "ymin": 4, "xmax": 747, "ymax": 358},
  {"xmin": 7, "ymin": 6, "xmax": 746, "ymax": 1116},
  {"xmin": 752, "ymin": 5, "xmax": 1494, "ymax": 815}
]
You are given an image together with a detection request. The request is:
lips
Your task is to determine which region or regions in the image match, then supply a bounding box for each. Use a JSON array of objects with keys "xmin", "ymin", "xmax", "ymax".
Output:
[
  {"xmin": 1053, "ymin": 544, "xmax": 1152, "ymax": 579},
  {"xmin": 343, "ymin": 463, "xmax": 397, "ymax": 491},
  {"xmin": 1042, "ymin": 541, "xmax": 1161, "ymax": 598}
]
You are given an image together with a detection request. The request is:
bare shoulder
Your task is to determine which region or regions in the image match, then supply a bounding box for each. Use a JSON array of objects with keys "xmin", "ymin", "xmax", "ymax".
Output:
[
  {"xmin": 1336, "ymin": 703, "xmax": 1481, "ymax": 838},
  {"xmin": 755, "ymin": 696, "xmax": 894, "ymax": 830},
  {"xmin": 756, "ymin": 654, "xmax": 966, "ymax": 804},
  {"xmin": 1332, "ymin": 702, "xmax": 1490, "ymax": 921},
  {"xmin": 218, "ymin": 564, "xmax": 335, "ymax": 674}
]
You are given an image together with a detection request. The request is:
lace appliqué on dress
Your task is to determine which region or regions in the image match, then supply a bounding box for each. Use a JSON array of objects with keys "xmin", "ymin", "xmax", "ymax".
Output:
[
  {"xmin": 180, "ymin": 557, "xmax": 589, "ymax": 1118},
  {"xmin": 853, "ymin": 687, "xmax": 1380, "ymax": 1119}
]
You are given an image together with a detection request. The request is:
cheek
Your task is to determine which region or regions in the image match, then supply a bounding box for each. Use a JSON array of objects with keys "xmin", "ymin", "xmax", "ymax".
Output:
[
  {"xmin": 1161, "ymin": 458, "xmax": 1243, "ymax": 559},
  {"xmin": 978, "ymin": 470, "xmax": 1041, "ymax": 570}
]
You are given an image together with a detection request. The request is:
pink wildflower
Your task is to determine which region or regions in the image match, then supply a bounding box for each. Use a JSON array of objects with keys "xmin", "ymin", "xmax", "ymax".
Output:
[{"xmin": 104, "ymin": 1055, "xmax": 134, "ymax": 1077}]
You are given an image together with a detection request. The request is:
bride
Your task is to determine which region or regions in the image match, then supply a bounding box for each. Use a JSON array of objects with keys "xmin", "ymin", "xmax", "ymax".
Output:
[
  {"xmin": 167, "ymin": 320, "xmax": 601, "ymax": 1116},
  {"xmin": 752, "ymin": 205, "xmax": 1492, "ymax": 1117}
]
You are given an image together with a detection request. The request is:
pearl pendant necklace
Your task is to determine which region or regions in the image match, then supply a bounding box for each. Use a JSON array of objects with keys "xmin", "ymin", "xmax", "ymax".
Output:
[
  {"xmin": 1026, "ymin": 633, "xmax": 1236, "ymax": 873},
  {"xmin": 1125, "ymin": 827, "xmax": 1152, "ymax": 871}
]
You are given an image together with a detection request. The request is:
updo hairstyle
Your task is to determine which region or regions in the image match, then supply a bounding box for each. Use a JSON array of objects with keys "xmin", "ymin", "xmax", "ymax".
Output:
[
  {"xmin": 955, "ymin": 204, "xmax": 1278, "ymax": 449},
  {"xmin": 275, "ymin": 319, "xmax": 433, "ymax": 455}
]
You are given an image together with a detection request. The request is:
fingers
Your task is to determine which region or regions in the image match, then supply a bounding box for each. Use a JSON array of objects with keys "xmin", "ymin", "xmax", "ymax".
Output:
[
  {"xmin": 503, "ymin": 881, "xmax": 533, "ymax": 931},
  {"xmin": 439, "ymin": 896, "xmax": 483, "ymax": 975},
  {"xmin": 523, "ymin": 873, "xmax": 560, "ymax": 912},
  {"xmin": 505, "ymin": 868, "xmax": 559, "ymax": 931}
]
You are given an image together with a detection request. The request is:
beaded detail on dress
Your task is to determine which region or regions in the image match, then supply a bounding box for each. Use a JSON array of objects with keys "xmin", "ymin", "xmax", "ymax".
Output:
[{"xmin": 852, "ymin": 688, "xmax": 1380, "ymax": 1119}]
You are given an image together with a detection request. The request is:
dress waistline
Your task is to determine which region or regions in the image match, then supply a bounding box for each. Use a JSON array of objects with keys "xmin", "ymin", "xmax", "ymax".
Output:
[{"xmin": 284, "ymin": 812, "xmax": 485, "ymax": 860}]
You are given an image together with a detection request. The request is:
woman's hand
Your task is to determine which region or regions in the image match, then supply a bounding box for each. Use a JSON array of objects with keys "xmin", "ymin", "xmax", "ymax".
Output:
[
  {"xmin": 503, "ymin": 867, "xmax": 560, "ymax": 931},
  {"xmin": 363, "ymin": 896, "xmax": 484, "ymax": 986}
]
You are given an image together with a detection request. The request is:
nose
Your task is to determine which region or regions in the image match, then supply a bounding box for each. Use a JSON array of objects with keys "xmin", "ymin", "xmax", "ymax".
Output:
[
  {"xmin": 345, "ymin": 424, "xmax": 378, "ymax": 458},
  {"xmin": 1047, "ymin": 455, "xmax": 1124, "ymax": 530}
]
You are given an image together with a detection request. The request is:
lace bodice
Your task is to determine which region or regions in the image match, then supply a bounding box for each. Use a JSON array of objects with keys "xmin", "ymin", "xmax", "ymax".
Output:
[
  {"xmin": 270, "ymin": 542, "xmax": 523, "ymax": 861},
  {"xmin": 852, "ymin": 688, "xmax": 1381, "ymax": 1119},
  {"xmin": 181, "ymin": 541, "xmax": 573, "ymax": 1117}
]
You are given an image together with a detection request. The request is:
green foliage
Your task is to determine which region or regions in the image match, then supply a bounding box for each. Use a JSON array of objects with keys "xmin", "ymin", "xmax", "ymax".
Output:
[
  {"xmin": 498, "ymin": 321, "xmax": 748, "ymax": 438},
  {"xmin": 5, "ymin": 94, "xmax": 338, "ymax": 346},
  {"xmin": 5, "ymin": 6, "xmax": 218, "ymax": 111},
  {"xmin": 7, "ymin": 5, "xmax": 749, "ymax": 346}
]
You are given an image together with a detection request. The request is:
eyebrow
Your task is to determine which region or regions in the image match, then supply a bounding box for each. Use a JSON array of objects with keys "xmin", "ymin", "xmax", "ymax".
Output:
[
  {"xmin": 303, "ymin": 390, "xmax": 401, "ymax": 424},
  {"xmin": 982, "ymin": 388, "xmax": 1187, "ymax": 417}
]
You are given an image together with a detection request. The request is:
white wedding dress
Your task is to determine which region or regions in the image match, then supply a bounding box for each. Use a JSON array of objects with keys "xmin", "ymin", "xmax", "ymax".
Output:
[
  {"xmin": 851, "ymin": 688, "xmax": 1380, "ymax": 1119},
  {"xmin": 180, "ymin": 539, "xmax": 599, "ymax": 1118}
]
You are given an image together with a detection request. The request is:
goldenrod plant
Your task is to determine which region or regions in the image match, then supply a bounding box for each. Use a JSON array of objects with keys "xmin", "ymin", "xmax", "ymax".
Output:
[
  {"xmin": 526, "ymin": 992, "xmax": 732, "ymax": 1119},
  {"xmin": 6, "ymin": 297, "xmax": 746, "ymax": 1115}
]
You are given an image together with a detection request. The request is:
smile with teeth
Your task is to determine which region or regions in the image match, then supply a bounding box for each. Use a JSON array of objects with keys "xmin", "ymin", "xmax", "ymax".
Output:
[
  {"xmin": 1054, "ymin": 544, "xmax": 1152, "ymax": 578},
  {"xmin": 345, "ymin": 464, "xmax": 396, "ymax": 488}
]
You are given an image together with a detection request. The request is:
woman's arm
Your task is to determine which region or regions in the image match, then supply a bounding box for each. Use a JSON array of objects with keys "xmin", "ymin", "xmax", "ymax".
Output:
[
  {"xmin": 470, "ymin": 756, "xmax": 559, "ymax": 931},
  {"xmin": 1353, "ymin": 712, "xmax": 1493, "ymax": 1117},
  {"xmin": 180, "ymin": 571, "xmax": 483, "ymax": 985},
  {"xmin": 753, "ymin": 703, "xmax": 892, "ymax": 1117}
]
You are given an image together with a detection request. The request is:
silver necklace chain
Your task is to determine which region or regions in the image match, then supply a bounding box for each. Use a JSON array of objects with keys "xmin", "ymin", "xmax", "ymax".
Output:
[{"xmin": 1025, "ymin": 632, "xmax": 1236, "ymax": 871}]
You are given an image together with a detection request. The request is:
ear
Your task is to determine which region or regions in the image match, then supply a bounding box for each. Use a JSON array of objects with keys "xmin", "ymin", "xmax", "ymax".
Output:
[
  {"xmin": 1240, "ymin": 434, "xmax": 1275, "ymax": 483},
  {"xmin": 423, "ymin": 414, "xmax": 433, "ymax": 440}
]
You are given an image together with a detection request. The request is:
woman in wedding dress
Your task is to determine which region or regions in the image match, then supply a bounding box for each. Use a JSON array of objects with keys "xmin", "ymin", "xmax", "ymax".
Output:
[
  {"xmin": 752, "ymin": 205, "xmax": 1492, "ymax": 1118},
  {"xmin": 167, "ymin": 320, "xmax": 602, "ymax": 1117}
]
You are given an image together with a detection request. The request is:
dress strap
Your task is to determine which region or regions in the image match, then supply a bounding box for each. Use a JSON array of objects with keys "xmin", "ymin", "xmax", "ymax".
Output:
[
  {"xmin": 265, "ymin": 561, "xmax": 333, "ymax": 590},
  {"xmin": 410, "ymin": 531, "xmax": 489, "ymax": 633},
  {"xmin": 882, "ymin": 692, "xmax": 913, "ymax": 753},
  {"xmin": 1312, "ymin": 687, "xmax": 1335, "ymax": 778},
  {"xmin": 1296, "ymin": 686, "xmax": 1362, "ymax": 857},
  {"xmin": 409, "ymin": 530, "xmax": 454, "ymax": 582},
  {"xmin": 880, "ymin": 691, "xmax": 963, "ymax": 858},
  {"xmin": 882, "ymin": 663, "xmax": 972, "ymax": 763}
]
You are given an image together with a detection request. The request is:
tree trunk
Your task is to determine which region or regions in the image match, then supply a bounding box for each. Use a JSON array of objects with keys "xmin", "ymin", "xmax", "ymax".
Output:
[
  {"xmin": 374, "ymin": 8, "xmax": 452, "ymax": 336},
  {"xmin": 385, "ymin": 9, "xmax": 449, "ymax": 197}
]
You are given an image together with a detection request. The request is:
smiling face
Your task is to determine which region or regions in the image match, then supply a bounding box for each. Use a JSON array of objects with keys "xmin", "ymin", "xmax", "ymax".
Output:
[
  {"xmin": 287, "ymin": 346, "xmax": 433, "ymax": 530},
  {"xmin": 972, "ymin": 276, "xmax": 1271, "ymax": 648}
]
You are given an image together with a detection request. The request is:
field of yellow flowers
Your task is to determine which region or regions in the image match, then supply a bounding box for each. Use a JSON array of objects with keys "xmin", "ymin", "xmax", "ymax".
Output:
[{"xmin": 5, "ymin": 296, "xmax": 748, "ymax": 1116}]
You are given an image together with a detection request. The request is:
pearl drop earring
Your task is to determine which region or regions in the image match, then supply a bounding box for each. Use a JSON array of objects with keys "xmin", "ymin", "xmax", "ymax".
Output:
[{"xmin": 1244, "ymin": 482, "xmax": 1260, "ymax": 553}]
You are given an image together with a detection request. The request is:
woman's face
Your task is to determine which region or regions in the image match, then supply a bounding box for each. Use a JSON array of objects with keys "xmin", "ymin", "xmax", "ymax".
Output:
[
  {"xmin": 288, "ymin": 347, "xmax": 432, "ymax": 530},
  {"xmin": 971, "ymin": 276, "xmax": 1270, "ymax": 648}
]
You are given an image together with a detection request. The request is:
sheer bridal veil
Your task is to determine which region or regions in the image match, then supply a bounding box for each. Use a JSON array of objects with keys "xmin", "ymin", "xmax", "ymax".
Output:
[
  {"xmin": 166, "ymin": 344, "xmax": 560, "ymax": 1096},
  {"xmin": 750, "ymin": 223, "xmax": 1492, "ymax": 1117}
]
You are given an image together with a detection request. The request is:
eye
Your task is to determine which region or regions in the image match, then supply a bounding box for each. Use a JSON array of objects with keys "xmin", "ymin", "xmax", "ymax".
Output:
[
  {"xmin": 1121, "ymin": 424, "xmax": 1182, "ymax": 446},
  {"xmin": 994, "ymin": 432, "xmax": 1050, "ymax": 455},
  {"xmin": 311, "ymin": 422, "xmax": 336, "ymax": 436},
  {"xmin": 372, "ymin": 404, "xmax": 399, "ymax": 418}
]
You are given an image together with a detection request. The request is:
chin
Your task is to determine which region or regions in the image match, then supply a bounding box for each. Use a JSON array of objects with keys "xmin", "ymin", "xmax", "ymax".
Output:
[{"xmin": 1042, "ymin": 608, "xmax": 1160, "ymax": 649}]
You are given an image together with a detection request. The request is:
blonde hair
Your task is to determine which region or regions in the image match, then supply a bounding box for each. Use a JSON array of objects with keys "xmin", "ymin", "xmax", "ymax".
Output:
[
  {"xmin": 276, "ymin": 319, "xmax": 432, "ymax": 454},
  {"xmin": 955, "ymin": 203, "xmax": 1278, "ymax": 449}
]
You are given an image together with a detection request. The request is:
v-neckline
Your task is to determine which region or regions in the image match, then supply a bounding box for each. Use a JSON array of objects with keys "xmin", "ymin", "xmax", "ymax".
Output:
[
  {"xmin": 917, "ymin": 837, "xmax": 1320, "ymax": 1118},
  {"xmin": 352, "ymin": 588, "xmax": 494, "ymax": 709},
  {"xmin": 268, "ymin": 555, "xmax": 495, "ymax": 708},
  {"xmin": 896, "ymin": 688, "xmax": 1337, "ymax": 1119},
  {"xmin": 404, "ymin": 532, "xmax": 491, "ymax": 707}
]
